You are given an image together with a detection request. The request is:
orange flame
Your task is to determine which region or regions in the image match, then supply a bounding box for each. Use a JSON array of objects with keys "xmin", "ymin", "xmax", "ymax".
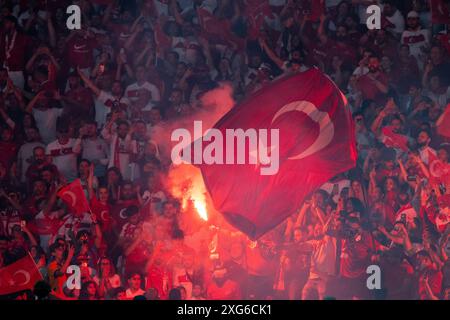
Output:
[
  {"xmin": 193, "ymin": 196, "xmax": 208, "ymax": 221},
  {"xmin": 167, "ymin": 164, "xmax": 208, "ymax": 221}
]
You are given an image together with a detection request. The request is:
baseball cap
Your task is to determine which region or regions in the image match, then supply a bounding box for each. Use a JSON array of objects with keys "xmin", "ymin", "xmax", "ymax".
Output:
[{"xmin": 407, "ymin": 11, "xmax": 419, "ymax": 19}]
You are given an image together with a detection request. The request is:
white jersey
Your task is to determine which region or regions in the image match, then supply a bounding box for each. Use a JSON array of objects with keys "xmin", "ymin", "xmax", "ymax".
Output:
[
  {"xmin": 125, "ymin": 82, "xmax": 161, "ymax": 104},
  {"xmin": 81, "ymin": 137, "xmax": 109, "ymax": 166},
  {"xmin": 32, "ymin": 108, "xmax": 63, "ymax": 144},
  {"xmin": 96, "ymin": 91, "xmax": 131, "ymax": 127},
  {"xmin": 401, "ymin": 28, "xmax": 430, "ymax": 63},
  {"xmin": 46, "ymin": 138, "xmax": 81, "ymax": 181}
]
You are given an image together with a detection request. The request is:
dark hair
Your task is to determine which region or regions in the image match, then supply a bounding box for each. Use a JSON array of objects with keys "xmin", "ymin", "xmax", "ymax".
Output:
[
  {"xmin": 33, "ymin": 280, "xmax": 51, "ymax": 300},
  {"xmin": 79, "ymin": 281, "xmax": 100, "ymax": 300},
  {"xmin": 172, "ymin": 229, "xmax": 184, "ymax": 240},
  {"xmin": 127, "ymin": 272, "xmax": 142, "ymax": 280},
  {"xmin": 106, "ymin": 167, "xmax": 123, "ymax": 183},
  {"xmin": 116, "ymin": 120, "xmax": 129, "ymax": 128},
  {"xmin": 78, "ymin": 158, "xmax": 91, "ymax": 166},
  {"xmin": 110, "ymin": 286, "xmax": 126, "ymax": 299},
  {"xmin": 168, "ymin": 287, "xmax": 182, "ymax": 300}
]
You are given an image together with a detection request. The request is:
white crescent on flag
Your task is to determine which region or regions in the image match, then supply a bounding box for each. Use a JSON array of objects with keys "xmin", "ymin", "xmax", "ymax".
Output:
[
  {"xmin": 62, "ymin": 191, "xmax": 77, "ymax": 207},
  {"xmin": 100, "ymin": 210, "xmax": 108, "ymax": 221},
  {"xmin": 119, "ymin": 208, "xmax": 128, "ymax": 220},
  {"xmin": 271, "ymin": 100, "xmax": 334, "ymax": 160},
  {"xmin": 12, "ymin": 270, "xmax": 31, "ymax": 286}
]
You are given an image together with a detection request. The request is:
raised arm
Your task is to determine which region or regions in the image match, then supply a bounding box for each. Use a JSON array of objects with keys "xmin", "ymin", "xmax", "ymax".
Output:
[
  {"xmin": 170, "ymin": 0, "xmax": 184, "ymax": 26},
  {"xmin": 0, "ymin": 188, "xmax": 22, "ymax": 212},
  {"xmin": 78, "ymin": 67, "xmax": 101, "ymax": 96},
  {"xmin": 294, "ymin": 202, "xmax": 311, "ymax": 229},
  {"xmin": 46, "ymin": 10, "xmax": 57, "ymax": 48},
  {"xmin": 25, "ymin": 91, "xmax": 45, "ymax": 113},
  {"xmin": 259, "ymin": 38, "xmax": 284, "ymax": 69}
]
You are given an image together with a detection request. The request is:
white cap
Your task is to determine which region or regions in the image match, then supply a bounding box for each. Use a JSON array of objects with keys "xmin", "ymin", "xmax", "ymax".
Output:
[{"xmin": 407, "ymin": 11, "xmax": 420, "ymax": 19}]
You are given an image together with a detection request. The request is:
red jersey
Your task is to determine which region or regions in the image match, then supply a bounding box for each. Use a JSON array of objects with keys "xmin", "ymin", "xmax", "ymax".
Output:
[
  {"xmin": 0, "ymin": 31, "xmax": 32, "ymax": 71},
  {"xmin": 357, "ymin": 72, "xmax": 389, "ymax": 102},
  {"xmin": 0, "ymin": 141, "xmax": 17, "ymax": 169},
  {"xmin": 65, "ymin": 36, "xmax": 97, "ymax": 69},
  {"xmin": 340, "ymin": 232, "xmax": 374, "ymax": 279}
]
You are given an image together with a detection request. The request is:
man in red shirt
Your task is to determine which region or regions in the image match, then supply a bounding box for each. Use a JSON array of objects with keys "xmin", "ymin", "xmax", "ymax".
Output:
[
  {"xmin": 64, "ymin": 29, "xmax": 97, "ymax": 73},
  {"xmin": 60, "ymin": 72, "xmax": 95, "ymax": 121},
  {"xmin": 357, "ymin": 56, "xmax": 389, "ymax": 104},
  {"xmin": 0, "ymin": 15, "xmax": 32, "ymax": 89}
]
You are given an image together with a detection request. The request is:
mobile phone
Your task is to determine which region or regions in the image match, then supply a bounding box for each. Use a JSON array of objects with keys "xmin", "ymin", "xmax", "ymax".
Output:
[
  {"xmin": 407, "ymin": 175, "xmax": 417, "ymax": 182},
  {"xmin": 401, "ymin": 214, "xmax": 406, "ymax": 224}
]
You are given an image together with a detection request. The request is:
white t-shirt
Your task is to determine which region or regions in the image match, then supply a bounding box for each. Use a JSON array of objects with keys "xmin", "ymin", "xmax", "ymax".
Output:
[
  {"xmin": 353, "ymin": 66, "xmax": 369, "ymax": 76},
  {"xmin": 125, "ymin": 82, "xmax": 161, "ymax": 104},
  {"xmin": 93, "ymin": 274, "xmax": 121, "ymax": 289},
  {"xmin": 46, "ymin": 138, "xmax": 81, "ymax": 181},
  {"xmin": 81, "ymin": 137, "xmax": 110, "ymax": 166},
  {"xmin": 401, "ymin": 28, "xmax": 430, "ymax": 63},
  {"xmin": 419, "ymin": 146, "xmax": 437, "ymax": 165},
  {"xmin": 125, "ymin": 288, "xmax": 145, "ymax": 299},
  {"xmin": 32, "ymin": 108, "xmax": 63, "ymax": 144},
  {"xmin": 171, "ymin": 37, "xmax": 201, "ymax": 65},
  {"xmin": 96, "ymin": 91, "xmax": 131, "ymax": 128}
]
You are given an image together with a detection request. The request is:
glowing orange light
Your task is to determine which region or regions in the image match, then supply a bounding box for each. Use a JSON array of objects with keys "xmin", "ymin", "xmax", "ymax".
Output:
[{"xmin": 193, "ymin": 196, "xmax": 208, "ymax": 221}]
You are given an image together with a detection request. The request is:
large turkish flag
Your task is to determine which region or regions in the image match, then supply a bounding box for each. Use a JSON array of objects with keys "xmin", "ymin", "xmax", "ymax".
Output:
[{"xmin": 196, "ymin": 68, "xmax": 357, "ymax": 239}]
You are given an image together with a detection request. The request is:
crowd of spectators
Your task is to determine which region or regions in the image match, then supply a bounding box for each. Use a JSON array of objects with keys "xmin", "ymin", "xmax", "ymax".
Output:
[{"xmin": 0, "ymin": 0, "xmax": 449, "ymax": 300}]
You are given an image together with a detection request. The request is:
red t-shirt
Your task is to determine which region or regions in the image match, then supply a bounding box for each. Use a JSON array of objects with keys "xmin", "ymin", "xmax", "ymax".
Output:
[
  {"xmin": 357, "ymin": 72, "xmax": 389, "ymax": 102},
  {"xmin": 0, "ymin": 141, "xmax": 17, "ymax": 169},
  {"xmin": 65, "ymin": 36, "xmax": 97, "ymax": 69},
  {"xmin": 340, "ymin": 232, "xmax": 374, "ymax": 279},
  {"xmin": 0, "ymin": 31, "xmax": 32, "ymax": 71}
]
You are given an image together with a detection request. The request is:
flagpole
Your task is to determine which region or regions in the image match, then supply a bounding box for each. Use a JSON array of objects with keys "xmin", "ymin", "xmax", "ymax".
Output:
[{"xmin": 27, "ymin": 251, "xmax": 44, "ymax": 281}]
